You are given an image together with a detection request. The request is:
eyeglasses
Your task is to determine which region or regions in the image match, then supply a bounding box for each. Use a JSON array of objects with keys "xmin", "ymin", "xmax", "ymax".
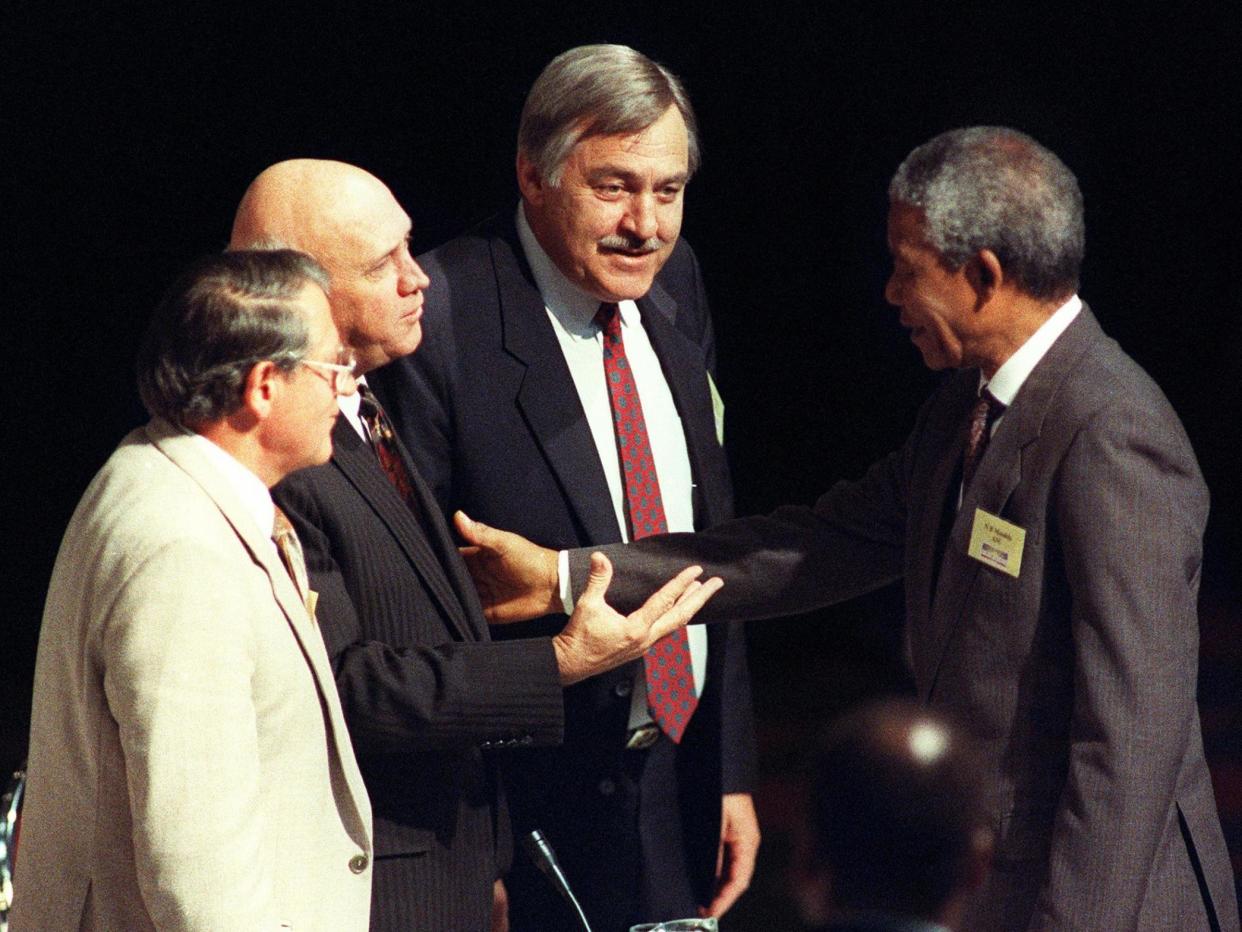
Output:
[{"xmin": 300, "ymin": 353, "xmax": 358, "ymax": 395}]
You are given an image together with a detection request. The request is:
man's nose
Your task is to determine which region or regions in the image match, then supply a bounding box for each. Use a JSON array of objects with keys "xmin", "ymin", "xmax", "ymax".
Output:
[
  {"xmin": 620, "ymin": 192, "xmax": 659, "ymax": 242},
  {"xmin": 884, "ymin": 273, "xmax": 901, "ymax": 306},
  {"xmin": 398, "ymin": 254, "xmax": 430, "ymax": 295}
]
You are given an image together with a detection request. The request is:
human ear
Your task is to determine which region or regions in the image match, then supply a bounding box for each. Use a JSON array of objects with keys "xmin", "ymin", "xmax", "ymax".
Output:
[
  {"xmin": 967, "ymin": 249, "xmax": 1004, "ymax": 303},
  {"xmin": 516, "ymin": 153, "xmax": 545, "ymax": 206},
  {"xmin": 242, "ymin": 360, "xmax": 281, "ymax": 419}
]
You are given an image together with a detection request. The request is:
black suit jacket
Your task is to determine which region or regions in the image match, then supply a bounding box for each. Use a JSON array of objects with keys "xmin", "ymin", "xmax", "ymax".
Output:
[
  {"xmin": 371, "ymin": 215, "xmax": 757, "ymax": 925},
  {"xmin": 274, "ymin": 416, "xmax": 565, "ymax": 931}
]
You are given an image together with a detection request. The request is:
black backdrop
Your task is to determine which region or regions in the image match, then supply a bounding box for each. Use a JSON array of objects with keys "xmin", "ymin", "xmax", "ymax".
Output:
[{"xmin": 5, "ymin": 2, "xmax": 1239, "ymax": 920}]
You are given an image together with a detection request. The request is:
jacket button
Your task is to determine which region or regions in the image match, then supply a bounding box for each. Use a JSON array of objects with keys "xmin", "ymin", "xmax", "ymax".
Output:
[
  {"xmin": 597, "ymin": 778, "xmax": 616, "ymax": 797},
  {"xmin": 349, "ymin": 854, "xmax": 369, "ymax": 874},
  {"xmin": 614, "ymin": 680, "xmax": 632, "ymax": 698}
]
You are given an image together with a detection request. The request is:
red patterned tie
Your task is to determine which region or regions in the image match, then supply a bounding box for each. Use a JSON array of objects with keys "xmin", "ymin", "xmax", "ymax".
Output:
[
  {"xmin": 596, "ymin": 303, "xmax": 697, "ymax": 743},
  {"xmin": 358, "ymin": 384, "xmax": 422, "ymax": 520}
]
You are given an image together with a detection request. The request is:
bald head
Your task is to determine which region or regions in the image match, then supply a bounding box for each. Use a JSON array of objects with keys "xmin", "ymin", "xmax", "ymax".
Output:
[
  {"xmin": 230, "ymin": 159, "xmax": 429, "ymax": 373},
  {"xmin": 810, "ymin": 699, "xmax": 992, "ymax": 925}
]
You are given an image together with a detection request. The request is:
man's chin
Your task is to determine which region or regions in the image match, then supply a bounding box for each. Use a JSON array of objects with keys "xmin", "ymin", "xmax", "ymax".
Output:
[
  {"xmin": 384, "ymin": 324, "xmax": 424, "ymax": 364},
  {"xmin": 589, "ymin": 270, "xmax": 660, "ymax": 303}
]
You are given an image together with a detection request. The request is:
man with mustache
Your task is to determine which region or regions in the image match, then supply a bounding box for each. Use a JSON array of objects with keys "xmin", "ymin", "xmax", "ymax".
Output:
[{"xmin": 371, "ymin": 44, "xmax": 758, "ymax": 931}]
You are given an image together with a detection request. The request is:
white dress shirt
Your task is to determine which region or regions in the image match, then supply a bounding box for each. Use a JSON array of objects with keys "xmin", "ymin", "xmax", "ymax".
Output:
[
  {"xmin": 960, "ymin": 295, "xmax": 1081, "ymax": 507},
  {"xmin": 983, "ymin": 294, "xmax": 1083, "ymax": 418},
  {"xmin": 338, "ymin": 377, "xmax": 369, "ymax": 442},
  {"xmin": 517, "ymin": 205, "xmax": 708, "ymax": 720},
  {"xmin": 190, "ymin": 430, "xmax": 276, "ymax": 543}
]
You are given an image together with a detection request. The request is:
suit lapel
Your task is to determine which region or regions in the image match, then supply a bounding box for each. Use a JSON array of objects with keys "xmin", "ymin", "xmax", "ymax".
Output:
[
  {"xmin": 491, "ymin": 230, "xmax": 625, "ymax": 544},
  {"xmin": 148, "ymin": 420, "xmax": 372, "ymax": 840},
  {"xmin": 919, "ymin": 307, "xmax": 1104, "ymax": 698},
  {"xmin": 637, "ymin": 283, "xmax": 730, "ymax": 528},
  {"xmin": 330, "ymin": 418, "xmax": 478, "ymax": 641},
  {"xmin": 905, "ymin": 374, "xmax": 976, "ymax": 685}
]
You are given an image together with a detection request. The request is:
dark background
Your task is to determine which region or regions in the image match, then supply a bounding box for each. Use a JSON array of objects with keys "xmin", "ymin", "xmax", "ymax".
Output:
[{"xmin": 5, "ymin": 2, "xmax": 1239, "ymax": 924}]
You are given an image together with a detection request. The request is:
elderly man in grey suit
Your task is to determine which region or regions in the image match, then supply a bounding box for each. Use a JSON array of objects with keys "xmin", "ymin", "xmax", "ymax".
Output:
[
  {"xmin": 461, "ymin": 127, "xmax": 1240, "ymax": 931},
  {"xmin": 13, "ymin": 251, "xmax": 374, "ymax": 931}
]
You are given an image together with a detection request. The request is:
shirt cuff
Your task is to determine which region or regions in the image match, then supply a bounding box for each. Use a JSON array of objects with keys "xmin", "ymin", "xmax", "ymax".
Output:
[{"xmin": 558, "ymin": 549, "xmax": 574, "ymax": 615}]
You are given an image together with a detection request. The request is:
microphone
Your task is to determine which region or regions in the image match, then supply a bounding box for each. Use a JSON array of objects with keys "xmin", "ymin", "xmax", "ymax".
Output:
[{"xmin": 522, "ymin": 829, "xmax": 593, "ymax": 932}]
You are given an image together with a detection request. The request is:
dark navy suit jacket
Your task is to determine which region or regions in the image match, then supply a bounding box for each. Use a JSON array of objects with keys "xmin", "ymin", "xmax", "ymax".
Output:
[{"xmin": 372, "ymin": 215, "xmax": 757, "ymax": 930}]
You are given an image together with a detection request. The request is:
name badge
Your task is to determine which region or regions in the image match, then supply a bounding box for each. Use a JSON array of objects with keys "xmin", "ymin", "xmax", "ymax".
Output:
[
  {"xmin": 967, "ymin": 508, "xmax": 1026, "ymax": 578},
  {"xmin": 306, "ymin": 589, "xmax": 319, "ymax": 622}
]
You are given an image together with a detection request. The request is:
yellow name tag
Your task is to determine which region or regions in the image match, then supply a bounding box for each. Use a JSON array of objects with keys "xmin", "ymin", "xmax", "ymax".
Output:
[
  {"xmin": 967, "ymin": 508, "xmax": 1026, "ymax": 578},
  {"xmin": 306, "ymin": 589, "xmax": 319, "ymax": 622}
]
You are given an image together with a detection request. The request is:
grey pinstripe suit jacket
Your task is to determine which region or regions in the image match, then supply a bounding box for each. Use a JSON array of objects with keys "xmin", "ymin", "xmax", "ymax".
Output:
[{"xmin": 573, "ymin": 307, "xmax": 1238, "ymax": 931}]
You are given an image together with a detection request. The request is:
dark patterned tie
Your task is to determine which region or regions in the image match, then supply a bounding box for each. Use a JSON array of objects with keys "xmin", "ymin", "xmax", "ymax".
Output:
[
  {"xmin": 357, "ymin": 384, "xmax": 423, "ymax": 521},
  {"xmin": 272, "ymin": 505, "xmax": 311, "ymax": 612},
  {"xmin": 962, "ymin": 388, "xmax": 1007, "ymax": 489},
  {"xmin": 596, "ymin": 303, "xmax": 697, "ymax": 743}
]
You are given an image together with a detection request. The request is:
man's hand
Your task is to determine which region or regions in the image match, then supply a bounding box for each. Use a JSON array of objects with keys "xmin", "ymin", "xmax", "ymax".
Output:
[
  {"xmin": 553, "ymin": 552, "xmax": 722, "ymax": 686},
  {"xmin": 700, "ymin": 792, "xmax": 760, "ymax": 918},
  {"xmin": 455, "ymin": 511, "xmax": 560, "ymax": 622},
  {"xmin": 490, "ymin": 878, "xmax": 509, "ymax": 932}
]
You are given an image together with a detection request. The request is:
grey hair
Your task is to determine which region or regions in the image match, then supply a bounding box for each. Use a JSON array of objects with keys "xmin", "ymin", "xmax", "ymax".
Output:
[
  {"xmin": 889, "ymin": 126, "xmax": 1084, "ymax": 301},
  {"xmin": 518, "ymin": 44, "xmax": 700, "ymax": 186},
  {"xmin": 137, "ymin": 249, "xmax": 330, "ymax": 428}
]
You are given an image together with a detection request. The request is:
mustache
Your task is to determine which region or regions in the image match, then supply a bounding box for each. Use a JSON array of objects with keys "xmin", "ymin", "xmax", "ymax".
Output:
[{"xmin": 597, "ymin": 233, "xmax": 667, "ymax": 255}]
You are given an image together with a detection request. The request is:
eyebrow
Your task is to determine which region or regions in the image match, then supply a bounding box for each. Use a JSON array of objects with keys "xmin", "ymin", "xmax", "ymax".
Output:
[
  {"xmin": 363, "ymin": 228, "xmax": 412, "ymax": 272},
  {"xmin": 585, "ymin": 165, "xmax": 689, "ymax": 187}
]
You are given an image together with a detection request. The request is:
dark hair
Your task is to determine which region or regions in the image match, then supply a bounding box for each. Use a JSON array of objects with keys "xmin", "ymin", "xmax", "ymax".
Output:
[
  {"xmin": 136, "ymin": 249, "xmax": 330, "ymax": 427},
  {"xmin": 518, "ymin": 44, "xmax": 700, "ymax": 184},
  {"xmin": 890, "ymin": 126, "xmax": 1084, "ymax": 300},
  {"xmin": 811, "ymin": 699, "xmax": 989, "ymax": 918}
]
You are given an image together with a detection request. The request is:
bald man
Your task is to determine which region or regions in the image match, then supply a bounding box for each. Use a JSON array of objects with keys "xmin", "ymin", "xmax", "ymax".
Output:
[
  {"xmin": 229, "ymin": 160, "xmax": 719, "ymax": 931},
  {"xmin": 805, "ymin": 700, "xmax": 993, "ymax": 931}
]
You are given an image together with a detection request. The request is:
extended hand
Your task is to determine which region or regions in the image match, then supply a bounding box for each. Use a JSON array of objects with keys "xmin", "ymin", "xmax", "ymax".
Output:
[
  {"xmin": 701, "ymin": 792, "xmax": 760, "ymax": 918},
  {"xmin": 455, "ymin": 511, "xmax": 560, "ymax": 622},
  {"xmin": 553, "ymin": 552, "xmax": 722, "ymax": 686}
]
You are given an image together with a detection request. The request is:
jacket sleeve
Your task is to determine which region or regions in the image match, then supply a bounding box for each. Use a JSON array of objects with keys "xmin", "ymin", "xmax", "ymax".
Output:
[
  {"xmin": 1029, "ymin": 399, "xmax": 1209, "ymax": 930},
  {"xmin": 568, "ymin": 437, "xmax": 914, "ymax": 623},
  {"xmin": 273, "ymin": 471, "xmax": 564, "ymax": 759}
]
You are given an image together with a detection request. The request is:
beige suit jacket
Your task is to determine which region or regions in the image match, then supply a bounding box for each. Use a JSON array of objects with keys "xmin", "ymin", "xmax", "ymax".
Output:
[{"xmin": 12, "ymin": 419, "xmax": 373, "ymax": 931}]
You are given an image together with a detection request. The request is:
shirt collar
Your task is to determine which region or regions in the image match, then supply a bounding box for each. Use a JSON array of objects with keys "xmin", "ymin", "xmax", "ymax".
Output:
[
  {"xmin": 515, "ymin": 202, "xmax": 641, "ymax": 336},
  {"xmin": 338, "ymin": 377, "xmax": 368, "ymax": 441},
  {"xmin": 187, "ymin": 430, "xmax": 276, "ymax": 537},
  {"xmin": 982, "ymin": 294, "xmax": 1082, "ymax": 404}
]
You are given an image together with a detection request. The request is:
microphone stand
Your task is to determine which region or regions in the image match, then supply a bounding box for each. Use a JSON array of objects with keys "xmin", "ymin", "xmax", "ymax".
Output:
[{"xmin": 522, "ymin": 829, "xmax": 593, "ymax": 932}]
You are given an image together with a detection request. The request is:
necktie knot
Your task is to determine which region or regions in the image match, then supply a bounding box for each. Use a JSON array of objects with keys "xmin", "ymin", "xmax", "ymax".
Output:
[
  {"xmin": 979, "ymin": 388, "xmax": 1006, "ymax": 422},
  {"xmin": 357, "ymin": 384, "xmax": 392, "ymax": 444},
  {"xmin": 595, "ymin": 302, "xmax": 622, "ymax": 341}
]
